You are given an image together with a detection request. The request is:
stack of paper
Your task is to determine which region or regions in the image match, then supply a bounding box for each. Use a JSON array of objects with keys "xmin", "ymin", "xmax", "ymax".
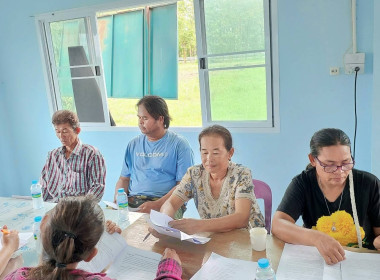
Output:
[
  {"xmin": 191, "ymin": 253, "xmax": 257, "ymax": 280},
  {"xmin": 77, "ymin": 232, "xmax": 162, "ymax": 279},
  {"xmin": 276, "ymin": 243, "xmax": 380, "ymax": 280},
  {"xmin": 148, "ymin": 210, "xmax": 210, "ymax": 244}
]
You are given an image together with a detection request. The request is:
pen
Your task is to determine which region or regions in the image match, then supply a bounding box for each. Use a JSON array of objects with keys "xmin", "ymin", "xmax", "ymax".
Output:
[
  {"xmin": 143, "ymin": 232, "xmax": 151, "ymax": 242},
  {"xmin": 1, "ymin": 229, "xmax": 10, "ymax": 234}
]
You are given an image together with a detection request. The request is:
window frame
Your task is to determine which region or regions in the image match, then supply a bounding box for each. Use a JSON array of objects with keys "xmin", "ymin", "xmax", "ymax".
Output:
[
  {"xmin": 193, "ymin": 0, "xmax": 279, "ymax": 132},
  {"xmin": 35, "ymin": 0, "xmax": 279, "ymax": 132},
  {"xmin": 36, "ymin": 10, "xmax": 111, "ymax": 127}
]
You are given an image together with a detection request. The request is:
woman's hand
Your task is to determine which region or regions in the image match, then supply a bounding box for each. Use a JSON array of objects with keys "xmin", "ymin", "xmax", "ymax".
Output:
[
  {"xmin": 374, "ymin": 234, "xmax": 380, "ymax": 250},
  {"xmin": 162, "ymin": 248, "xmax": 181, "ymax": 265},
  {"xmin": 169, "ymin": 218, "xmax": 201, "ymax": 235},
  {"xmin": 1, "ymin": 225, "xmax": 19, "ymax": 253},
  {"xmin": 105, "ymin": 220, "xmax": 122, "ymax": 234},
  {"xmin": 314, "ymin": 232, "xmax": 345, "ymax": 265}
]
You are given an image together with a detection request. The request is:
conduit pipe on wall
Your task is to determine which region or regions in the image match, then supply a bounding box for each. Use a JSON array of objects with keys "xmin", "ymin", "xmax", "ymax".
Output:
[{"xmin": 352, "ymin": 0, "xmax": 357, "ymax": 53}]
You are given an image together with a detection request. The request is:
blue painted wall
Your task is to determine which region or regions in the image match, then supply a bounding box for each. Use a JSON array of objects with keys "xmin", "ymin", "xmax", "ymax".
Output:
[
  {"xmin": 372, "ymin": 0, "xmax": 380, "ymax": 176},
  {"xmin": 0, "ymin": 0, "xmax": 378, "ymax": 221}
]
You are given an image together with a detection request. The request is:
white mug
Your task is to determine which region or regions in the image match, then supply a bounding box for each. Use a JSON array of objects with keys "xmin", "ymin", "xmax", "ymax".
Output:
[{"xmin": 250, "ymin": 227, "xmax": 267, "ymax": 251}]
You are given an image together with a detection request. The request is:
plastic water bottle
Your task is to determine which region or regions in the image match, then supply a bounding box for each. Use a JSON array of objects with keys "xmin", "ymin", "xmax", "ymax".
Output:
[
  {"xmin": 116, "ymin": 188, "xmax": 129, "ymax": 228},
  {"xmin": 255, "ymin": 258, "xmax": 276, "ymax": 280},
  {"xmin": 33, "ymin": 216, "xmax": 42, "ymax": 254},
  {"xmin": 30, "ymin": 180, "xmax": 44, "ymax": 209}
]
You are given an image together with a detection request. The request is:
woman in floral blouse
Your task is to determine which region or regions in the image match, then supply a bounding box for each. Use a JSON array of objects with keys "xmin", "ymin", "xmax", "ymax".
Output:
[{"xmin": 159, "ymin": 125, "xmax": 264, "ymax": 235}]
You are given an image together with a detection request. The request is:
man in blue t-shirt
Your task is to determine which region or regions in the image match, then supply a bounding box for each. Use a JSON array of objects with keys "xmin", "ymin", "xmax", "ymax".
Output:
[{"xmin": 114, "ymin": 96, "xmax": 194, "ymax": 217}]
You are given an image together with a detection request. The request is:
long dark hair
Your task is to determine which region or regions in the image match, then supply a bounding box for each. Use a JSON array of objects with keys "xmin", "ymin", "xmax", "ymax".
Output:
[
  {"xmin": 137, "ymin": 95, "xmax": 171, "ymax": 128},
  {"xmin": 28, "ymin": 195, "xmax": 104, "ymax": 280},
  {"xmin": 307, "ymin": 128, "xmax": 351, "ymax": 169}
]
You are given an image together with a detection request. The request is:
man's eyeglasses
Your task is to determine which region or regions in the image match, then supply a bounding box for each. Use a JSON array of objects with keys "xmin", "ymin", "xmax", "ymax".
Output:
[{"xmin": 314, "ymin": 157, "xmax": 355, "ymax": 173}]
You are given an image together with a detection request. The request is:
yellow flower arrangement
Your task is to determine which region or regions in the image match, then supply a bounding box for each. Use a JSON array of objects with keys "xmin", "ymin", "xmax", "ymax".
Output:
[{"xmin": 313, "ymin": 210, "xmax": 365, "ymax": 246}]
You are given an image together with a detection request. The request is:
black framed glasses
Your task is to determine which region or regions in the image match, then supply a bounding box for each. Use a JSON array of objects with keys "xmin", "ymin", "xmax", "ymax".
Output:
[{"xmin": 315, "ymin": 157, "xmax": 355, "ymax": 173}]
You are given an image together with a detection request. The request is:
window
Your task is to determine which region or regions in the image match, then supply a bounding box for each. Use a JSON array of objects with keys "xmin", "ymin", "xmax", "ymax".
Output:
[
  {"xmin": 98, "ymin": 5, "xmax": 178, "ymax": 99},
  {"xmin": 36, "ymin": 0, "xmax": 278, "ymax": 130},
  {"xmin": 194, "ymin": 0, "xmax": 278, "ymax": 129}
]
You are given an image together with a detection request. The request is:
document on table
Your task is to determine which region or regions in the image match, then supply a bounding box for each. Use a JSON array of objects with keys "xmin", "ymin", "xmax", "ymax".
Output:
[
  {"xmin": 77, "ymin": 231, "xmax": 162, "ymax": 279},
  {"xmin": 148, "ymin": 210, "xmax": 210, "ymax": 244},
  {"xmin": 106, "ymin": 245, "xmax": 161, "ymax": 279},
  {"xmin": 190, "ymin": 252, "xmax": 257, "ymax": 280},
  {"xmin": 0, "ymin": 232, "xmax": 33, "ymax": 250},
  {"xmin": 277, "ymin": 243, "xmax": 380, "ymax": 280},
  {"xmin": 276, "ymin": 243, "xmax": 325, "ymax": 280},
  {"xmin": 340, "ymin": 250, "xmax": 380, "ymax": 280},
  {"xmin": 77, "ymin": 232, "xmax": 126, "ymax": 273}
]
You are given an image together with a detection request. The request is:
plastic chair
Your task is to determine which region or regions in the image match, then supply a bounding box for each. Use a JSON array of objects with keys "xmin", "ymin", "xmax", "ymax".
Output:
[{"xmin": 253, "ymin": 179, "xmax": 272, "ymax": 233}]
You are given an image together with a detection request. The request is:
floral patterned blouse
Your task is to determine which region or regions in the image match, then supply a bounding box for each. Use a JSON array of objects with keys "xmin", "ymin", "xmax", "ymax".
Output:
[{"xmin": 173, "ymin": 162, "xmax": 265, "ymax": 227}]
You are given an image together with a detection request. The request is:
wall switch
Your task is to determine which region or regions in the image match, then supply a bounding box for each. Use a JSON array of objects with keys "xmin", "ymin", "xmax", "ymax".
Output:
[
  {"xmin": 330, "ymin": 67, "xmax": 339, "ymax": 76},
  {"xmin": 344, "ymin": 53, "xmax": 365, "ymax": 74}
]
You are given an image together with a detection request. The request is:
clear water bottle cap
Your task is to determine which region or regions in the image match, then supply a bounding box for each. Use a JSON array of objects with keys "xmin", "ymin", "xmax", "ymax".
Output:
[
  {"xmin": 258, "ymin": 258, "xmax": 270, "ymax": 268},
  {"xmin": 34, "ymin": 216, "xmax": 42, "ymax": 222},
  {"xmin": 32, "ymin": 180, "xmax": 38, "ymax": 184},
  {"xmin": 118, "ymin": 188, "xmax": 125, "ymax": 193}
]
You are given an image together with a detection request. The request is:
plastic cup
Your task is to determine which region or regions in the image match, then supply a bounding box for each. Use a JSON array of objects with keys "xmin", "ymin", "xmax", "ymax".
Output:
[{"xmin": 250, "ymin": 227, "xmax": 267, "ymax": 251}]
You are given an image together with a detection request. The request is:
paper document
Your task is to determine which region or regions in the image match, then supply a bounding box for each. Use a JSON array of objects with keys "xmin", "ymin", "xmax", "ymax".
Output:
[
  {"xmin": 11, "ymin": 195, "xmax": 32, "ymax": 200},
  {"xmin": 276, "ymin": 243, "xmax": 324, "ymax": 280},
  {"xmin": 149, "ymin": 210, "xmax": 210, "ymax": 244},
  {"xmin": 0, "ymin": 232, "xmax": 33, "ymax": 250},
  {"xmin": 277, "ymin": 243, "xmax": 380, "ymax": 280},
  {"xmin": 191, "ymin": 252, "xmax": 257, "ymax": 280},
  {"xmin": 340, "ymin": 250, "xmax": 380, "ymax": 280},
  {"xmin": 77, "ymin": 232, "xmax": 126, "ymax": 273},
  {"xmin": 106, "ymin": 244, "xmax": 161, "ymax": 279},
  {"xmin": 77, "ymin": 231, "xmax": 162, "ymax": 279}
]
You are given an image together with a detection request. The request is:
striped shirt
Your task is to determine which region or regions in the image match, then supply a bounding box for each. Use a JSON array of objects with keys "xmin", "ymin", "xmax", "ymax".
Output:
[{"xmin": 40, "ymin": 140, "xmax": 106, "ymax": 202}]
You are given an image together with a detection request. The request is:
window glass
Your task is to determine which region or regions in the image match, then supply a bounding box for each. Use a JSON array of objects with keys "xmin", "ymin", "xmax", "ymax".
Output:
[
  {"xmin": 209, "ymin": 67, "xmax": 267, "ymax": 121},
  {"xmin": 197, "ymin": 0, "xmax": 272, "ymax": 126},
  {"xmin": 49, "ymin": 18, "xmax": 106, "ymax": 123},
  {"xmin": 100, "ymin": 1, "xmax": 201, "ymax": 127},
  {"xmin": 203, "ymin": 0, "xmax": 265, "ymax": 54}
]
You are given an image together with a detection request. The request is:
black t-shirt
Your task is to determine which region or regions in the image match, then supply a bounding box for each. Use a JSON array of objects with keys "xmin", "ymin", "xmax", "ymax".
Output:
[{"xmin": 277, "ymin": 168, "xmax": 380, "ymax": 248}]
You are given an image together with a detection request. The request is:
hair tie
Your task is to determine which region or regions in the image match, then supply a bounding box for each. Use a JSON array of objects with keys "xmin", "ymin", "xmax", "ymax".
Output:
[
  {"xmin": 63, "ymin": 231, "xmax": 77, "ymax": 239},
  {"xmin": 56, "ymin": 263, "xmax": 67, "ymax": 268}
]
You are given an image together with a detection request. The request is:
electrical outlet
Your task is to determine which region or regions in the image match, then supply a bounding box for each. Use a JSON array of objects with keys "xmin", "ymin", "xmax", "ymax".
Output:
[
  {"xmin": 344, "ymin": 53, "xmax": 365, "ymax": 74},
  {"xmin": 330, "ymin": 67, "xmax": 339, "ymax": 76}
]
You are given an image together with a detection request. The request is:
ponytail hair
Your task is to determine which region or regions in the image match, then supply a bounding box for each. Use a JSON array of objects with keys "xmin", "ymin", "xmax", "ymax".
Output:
[{"xmin": 28, "ymin": 195, "xmax": 104, "ymax": 280}]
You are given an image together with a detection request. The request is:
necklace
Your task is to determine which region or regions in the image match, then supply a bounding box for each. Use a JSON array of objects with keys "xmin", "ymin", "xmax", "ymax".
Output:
[{"xmin": 323, "ymin": 189, "xmax": 344, "ymax": 232}]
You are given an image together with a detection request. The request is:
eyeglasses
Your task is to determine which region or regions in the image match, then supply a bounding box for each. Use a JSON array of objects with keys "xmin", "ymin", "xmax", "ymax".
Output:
[{"xmin": 314, "ymin": 157, "xmax": 355, "ymax": 173}]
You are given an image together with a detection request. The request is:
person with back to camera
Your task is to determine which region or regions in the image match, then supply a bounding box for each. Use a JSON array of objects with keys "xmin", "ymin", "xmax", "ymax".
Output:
[
  {"xmin": 40, "ymin": 110, "xmax": 106, "ymax": 202},
  {"xmin": 114, "ymin": 95, "xmax": 194, "ymax": 217},
  {"xmin": 272, "ymin": 128, "xmax": 380, "ymax": 265},
  {"xmin": 3, "ymin": 195, "xmax": 183, "ymax": 280},
  {"xmin": 156, "ymin": 125, "xmax": 264, "ymax": 235}
]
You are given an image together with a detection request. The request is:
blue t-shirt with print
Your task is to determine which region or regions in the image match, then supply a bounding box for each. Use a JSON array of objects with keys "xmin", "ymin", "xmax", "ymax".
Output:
[{"xmin": 121, "ymin": 130, "xmax": 194, "ymax": 197}]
